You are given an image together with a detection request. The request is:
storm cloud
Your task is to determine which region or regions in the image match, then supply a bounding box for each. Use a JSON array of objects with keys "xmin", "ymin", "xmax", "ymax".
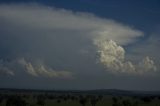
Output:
[
  {"xmin": 0, "ymin": 3, "xmax": 158, "ymax": 78},
  {"xmin": 95, "ymin": 40, "xmax": 157, "ymax": 75}
]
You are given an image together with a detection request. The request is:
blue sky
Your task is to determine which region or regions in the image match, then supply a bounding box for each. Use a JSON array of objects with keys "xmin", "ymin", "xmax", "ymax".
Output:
[{"xmin": 0, "ymin": 0, "xmax": 160, "ymax": 90}]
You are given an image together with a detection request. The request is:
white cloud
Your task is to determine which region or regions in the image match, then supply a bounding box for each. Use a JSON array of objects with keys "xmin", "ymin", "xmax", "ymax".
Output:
[
  {"xmin": 0, "ymin": 3, "xmax": 143, "ymax": 45},
  {"xmin": 95, "ymin": 40, "xmax": 125, "ymax": 71},
  {"xmin": 0, "ymin": 3, "xmax": 157, "ymax": 76},
  {"xmin": 95, "ymin": 39, "xmax": 157, "ymax": 75},
  {"xmin": 18, "ymin": 58, "xmax": 73, "ymax": 78}
]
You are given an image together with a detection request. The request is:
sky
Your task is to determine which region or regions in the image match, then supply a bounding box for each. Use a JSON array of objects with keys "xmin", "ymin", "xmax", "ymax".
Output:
[{"xmin": 0, "ymin": 0, "xmax": 160, "ymax": 91}]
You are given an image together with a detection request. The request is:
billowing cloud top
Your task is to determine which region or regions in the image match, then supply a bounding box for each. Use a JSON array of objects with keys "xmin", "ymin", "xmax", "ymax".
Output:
[
  {"xmin": 0, "ymin": 3, "xmax": 158, "ymax": 77},
  {"xmin": 95, "ymin": 39, "xmax": 157, "ymax": 75}
]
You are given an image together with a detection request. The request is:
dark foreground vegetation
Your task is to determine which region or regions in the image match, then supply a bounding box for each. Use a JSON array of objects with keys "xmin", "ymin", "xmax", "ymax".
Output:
[{"xmin": 0, "ymin": 88, "xmax": 160, "ymax": 106}]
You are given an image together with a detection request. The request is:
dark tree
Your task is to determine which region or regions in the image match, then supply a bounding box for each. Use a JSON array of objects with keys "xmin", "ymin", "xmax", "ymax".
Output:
[
  {"xmin": 79, "ymin": 98, "xmax": 88, "ymax": 106},
  {"xmin": 63, "ymin": 96, "xmax": 68, "ymax": 101},
  {"xmin": 36, "ymin": 98, "xmax": 45, "ymax": 106},
  {"xmin": 71, "ymin": 96, "xmax": 76, "ymax": 101},
  {"xmin": 90, "ymin": 98, "xmax": 98, "ymax": 106},
  {"xmin": 56, "ymin": 99, "xmax": 61, "ymax": 103},
  {"xmin": 133, "ymin": 101, "xmax": 139, "ymax": 106},
  {"xmin": 98, "ymin": 95, "xmax": 103, "ymax": 101},
  {"xmin": 6, "ymin": 97, "xmax": 27, "ymax": 106},
  {"xmin": 141, "ymin": 97, "xmax": 152, "ymax": 103},
  {"xmin": 47, "ymin": 95, "xmax": 55, "ymax": 100},
  {"xmin": 112, "ymin": 97, "xmax": 118, "ymax": 104},
  {"xmin": 122, "ymin": 100, "xmax": 131, "ymax": 106},
  {"xmin": 112, "ymin": 103, "xmax": 119, "ymax": 106},
  {"xmin": 0, "ymin": 97, "xmax": 3, "ymax": 104}
]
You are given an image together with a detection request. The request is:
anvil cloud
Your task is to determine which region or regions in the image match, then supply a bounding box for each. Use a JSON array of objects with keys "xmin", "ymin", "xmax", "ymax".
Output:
[{"xmin": 0, "ymin": 3, "xmax": 158, "ymax": 77}]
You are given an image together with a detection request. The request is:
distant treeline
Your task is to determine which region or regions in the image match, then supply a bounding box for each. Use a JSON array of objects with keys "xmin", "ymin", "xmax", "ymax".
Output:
[{"xmin": 0, "ymin": 88, "xmax": 160, "ymax": 96}]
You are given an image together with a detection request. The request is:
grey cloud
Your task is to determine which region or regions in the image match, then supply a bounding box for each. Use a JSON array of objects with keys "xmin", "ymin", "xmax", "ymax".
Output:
[
  {"xmin": 0, "ymin": 60, "xmax": 14, "ymax": 76},
  {"xmin": 0, "ymin": 67, "xmax": 14, "ymax": 76},
  {"xmin": 18, "ymin": 58, "xmax": 73, "ymax": 78},
  {"xmin": 127, "ymin": 30, "xmax": 160, "ymax": 73},
  {"xmin": 0, "ymin": 57, "xmax": 73, "ymax": 79},
  {"xmin": 0, "ymin": 3, "xmax": 143, "ymax": 45},
  {"xmin": 138, "ymin": 56, "xmax": 157, "ymax": 73},
  {"xmin": 18, "ymin": 58, "xmax": 38, "ymax": 77},
  {"xmin": 129, "ymin": 32, "xmax": 160, "ymax": 59},
  {"xmin": 0, "ymin": 3, "xmax": 157, "ymax": 77}
]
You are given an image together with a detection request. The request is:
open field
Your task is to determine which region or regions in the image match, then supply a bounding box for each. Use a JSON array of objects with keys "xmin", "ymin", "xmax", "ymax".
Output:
[{"xmin": 0, "ymin": 89, "xmax": 160, "ymax": 106}]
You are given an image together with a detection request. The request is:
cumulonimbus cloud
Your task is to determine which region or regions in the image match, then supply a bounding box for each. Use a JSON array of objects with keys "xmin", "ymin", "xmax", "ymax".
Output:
[
  {"xmin": 95, "ymin": 39, "xmax": 157, "ymax": 75},
  {"xmin": 0, "ymin": 3, "xmax": 158, "ymax": 76}
]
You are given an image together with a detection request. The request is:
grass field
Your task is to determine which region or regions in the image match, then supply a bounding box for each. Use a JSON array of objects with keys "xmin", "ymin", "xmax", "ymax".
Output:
[{"xmin": 0, "ymin": 89, "xmax": 160, "ymax": 106}]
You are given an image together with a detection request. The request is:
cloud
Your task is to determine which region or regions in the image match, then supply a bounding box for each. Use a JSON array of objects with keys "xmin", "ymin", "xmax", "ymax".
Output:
[
  {"xmin": 126, "ymin": 30, "xmax": 160, "ymax": 70},
  {"xmin": 0, "ymin": 58, "xmax": 72, "ymax": 78},
  {"xmin": 95, "ymin": 39, "xmax": 157, "ymax": 75},
  {"xmin": 138, "ymin": 56, "xmax": 157, "ymax": 73},
  {"xmin": 0, "ymin": 67, "xmax": 14, "ymax": 76},
  {"xmin": 95, "ymin": 40, "xmax": 125, "ymax": 71},
  {"xmin": 18, "ymin": 58, "xmax": 73, "ymax": 78},
  {"xmin": 0, "ymin": 3, "xmax": 157, "ymax": 76},
  {"xmin": 128, "ymin": 32, "xmax": 160, "ymax": 60},
  {"xmin": 0, "ymin": 60, "xmax": 14, "ymax": 76},
  {"xmin": 18, "ymin": 58, "xmax": 38, "ymax": 77},
  {"xmin": 0, "ymin": 3, "xmax": 143, "ymax": 45}
]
